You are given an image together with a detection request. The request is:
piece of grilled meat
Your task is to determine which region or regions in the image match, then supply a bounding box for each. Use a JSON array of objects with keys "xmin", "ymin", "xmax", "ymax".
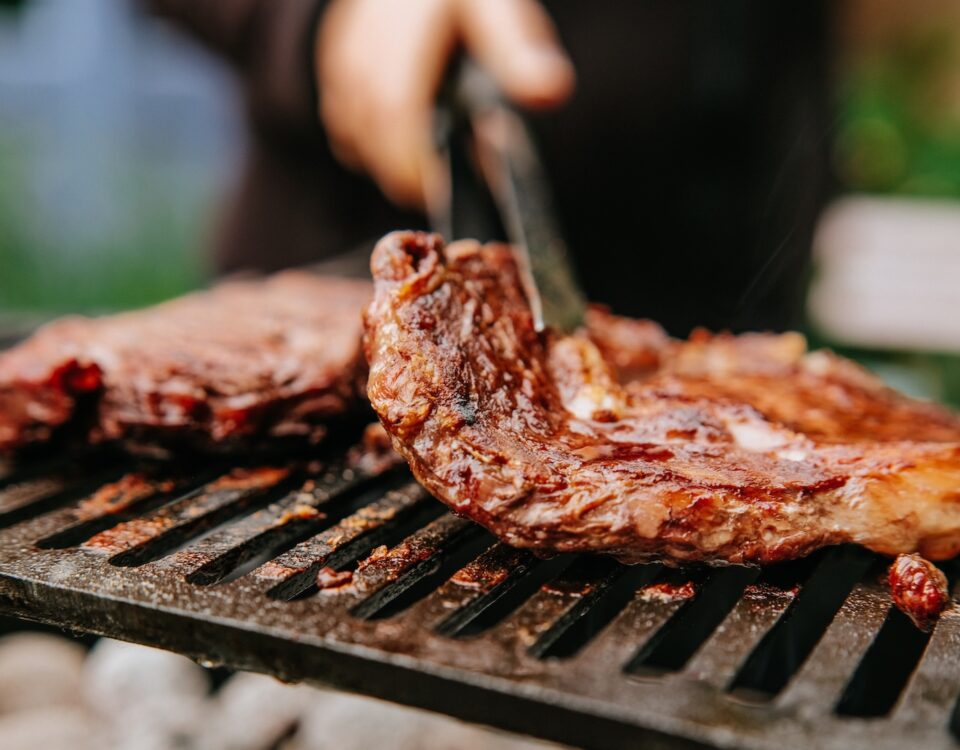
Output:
[
  {"xmin": 888, "ymin": 554, "xmax": 950, "ymax": 631},
  {"xmin": 364, "ymin": 231, "xmax": 960, "ymax": 566},
  {"xmin": 0, "ymin": 271, "xmax": 371, "ymax": 455}
]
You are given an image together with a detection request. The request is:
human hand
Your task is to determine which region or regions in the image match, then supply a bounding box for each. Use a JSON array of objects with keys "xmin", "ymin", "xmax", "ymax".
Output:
[{"xmin": 316, "ymin": 0, "xmax": 574, "ymax": 209}]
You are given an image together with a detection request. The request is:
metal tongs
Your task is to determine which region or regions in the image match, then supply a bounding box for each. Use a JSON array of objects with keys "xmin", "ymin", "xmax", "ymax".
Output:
[{"xmin": 431, "ymin": 62, "xmax": 587, "ymax": 333}]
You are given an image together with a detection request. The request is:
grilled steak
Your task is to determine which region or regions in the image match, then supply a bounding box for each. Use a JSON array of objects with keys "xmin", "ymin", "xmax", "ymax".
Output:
[
  {"xmin": 364, "ymin": 231, "xmax": 960, "ymax": 566},
  {"xmin": 0, "ymin": 271, "xmax": 371, "ymax": 454}
]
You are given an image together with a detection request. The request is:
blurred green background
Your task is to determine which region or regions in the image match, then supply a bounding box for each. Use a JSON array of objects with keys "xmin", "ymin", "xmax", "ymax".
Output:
[
  {"xmin": 0, "ymin": 0, "xmax": 238, "ymax": 317},
  {"xmin": 835, "ymin": 11, "xmax": 960, "ymax": 197},
  {"xmin": 822, "ymin": 0, "xmax": 960, "ymax": 406}
]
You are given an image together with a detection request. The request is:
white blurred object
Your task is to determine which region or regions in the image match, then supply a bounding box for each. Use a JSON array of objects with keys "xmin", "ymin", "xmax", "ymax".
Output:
[
  {"xmin": 198, "ymin": 672, "xmax": 315, "ymax": 750},
  {"xmin": 0, "ymin": 706, "xmax": 103, "ymax": 750},
  {"xmin": 0, "ymin": 633, "xmax": 86, "ymax": 714},
  {"xmin": 288, "ymin": 689, "xmax": 562, "ymax": 750},
  {"xmin": 809, "ymin": 196, "xmax": 960, "ymax": 352},
  {"xmin": 0, "ymin": 635, "xmax": 566, "ymax": 750},
  {"xmin": 83, "ymin": 639, "xmax": 210, "ymax": 748}
]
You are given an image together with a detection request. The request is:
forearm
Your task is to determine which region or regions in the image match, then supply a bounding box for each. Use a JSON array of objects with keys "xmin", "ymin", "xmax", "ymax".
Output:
[{"xmin": 144, "ymin": 0, "xmax": 325, "ymax": 131}]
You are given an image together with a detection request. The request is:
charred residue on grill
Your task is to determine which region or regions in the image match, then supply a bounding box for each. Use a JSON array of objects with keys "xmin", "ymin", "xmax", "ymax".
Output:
[
  {"xmin": 315, "ymin": 566, "xmax": 354, "ymax": 590},
  {"xmin": 82, "ymin": 466, "xmax": 291, "ymax": 559}
]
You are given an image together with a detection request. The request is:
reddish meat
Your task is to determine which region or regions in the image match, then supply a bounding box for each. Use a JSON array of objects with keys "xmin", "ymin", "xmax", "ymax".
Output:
[
  {"xmin": 364, "ymin": 231, "xmax": 960, "ymax": 565},
  {"xmin": 888, "ymin": 553, "xmax": 950, "ymax": 631},
  {"xmin": 0, "ymin": 271, "xmax": 371, "ymax": 454}
]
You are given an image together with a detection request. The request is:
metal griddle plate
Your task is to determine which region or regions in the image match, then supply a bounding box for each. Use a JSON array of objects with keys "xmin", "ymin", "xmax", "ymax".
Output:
[{"xmin": 1, "ymin": 439, "xmax": 960, "ymax": 750}]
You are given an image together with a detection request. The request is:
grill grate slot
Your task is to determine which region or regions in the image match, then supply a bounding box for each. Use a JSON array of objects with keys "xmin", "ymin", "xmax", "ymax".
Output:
[
  {"xmin": 835, "ymin": 605, "xmax": 934, "ymax": 717},
  {"xmin": 261, "ymin": 482, "xmax": 438, "ymax": 600},
  {"xmin": 836, "ymin": 561, "xmax": 955, "ymax": 720},
  {"xmin": 349, "ymin": 515, "xmax": 492, "ymax": 620},
  {"xmin": 682, "ymin": 560, "xmax": 808, "ymax": 688},
  {"xmin": 179, "ymin": 466, "xmax": 411, "ymax": 586},
  {"xmin": 95, "ymin": 466, "xmax": 299, "ymax": 566},
  {"xmin": 896, "ymin": 578, "xmax": 960, "ymax": 726},
  {"xmin": 554, "ymin": 569, "xmax": 698, "ymax": 684},
  {"xmin": 528, "ymin": 558, "xmax": 654, "ymax": 660},
  {"xmin": 433, "ymin": 547, "xmax": 571, "ymax": 639},
  {"xmin": 2, "ymin": 436, "xmax": 960, "ymax": 750},
  {"xmin": 728, "ymin": 546, "xmax": 875, "ymax": 701},
  {"xmin": 0, "ymin": 466, "xmax": 126, "ymax": 529},
  {"xmin": 625, "ymin": 566, "xmax": 758, "ymax": 676},
  {"xmin": 36, "ymin": 471, "xmax": 207, "ymax": 549}
]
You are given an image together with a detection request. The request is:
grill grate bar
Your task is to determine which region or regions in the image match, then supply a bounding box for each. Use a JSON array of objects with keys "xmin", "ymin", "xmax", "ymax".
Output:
[
  {"xmin": 481, "ymin": 555, "xmax": 627, "ymax": 656},
  {"xmin": 349, "ymin": 514, "xmax": 490, "ymax": 620},
  {"xmin": 728, "ymin": 546, "xmax": 875, "ymax": 702},
  {"xmin": 626, "ymin": 566, "xmax": 758, "ymax": 677},
  {"xmin": 406, "ymin": 542, "xmax": 536, "ymax": 636},
  {"xmin": 260, "ymin": 481, "xmax": 434, "ymax": 600},
  {"xmin": 566, "ymin": 568, "xmax": 693, "ymax": 675},
  {"xmin": 682, "ymin": 574, "xmax": 797, "ymax": 689},
  {"xmin": 774, "ymin": 579, "xmax": 891, "ymax": 716},
  {"xmin": 895, "ymin": 579, "xmax": 960, "ymax": 725},
  {"xmin": 86, "ymin": 466, "xmax": 296, "ymax": 565},
  {"xmin": 160, "ymin": 463, "xmax": 407, "ymax": 585},
  {"xmin": 2, "ymin": 436, "xmax": 960, "ymax": 749},
  {"xmin": 0, "ymin": 465, "xmax": 126, "ymax": 528},
  {"xmin": 0, "ymin": 476, "xmax": 76, "ymax": 516},
  {"xmin": 435, "ymin": 549, "xmax": 573, "ymax": 639},
  {"xmin": 36, "ymin": 471, "xmax": 203, "ymax": 549},
  {"xmin": 836, "ymin": 604, "xmax": 933, "ymax": 718},
  {"xmin": 527, "ymin": 559, "xmax": 655, "ymax": 660}
]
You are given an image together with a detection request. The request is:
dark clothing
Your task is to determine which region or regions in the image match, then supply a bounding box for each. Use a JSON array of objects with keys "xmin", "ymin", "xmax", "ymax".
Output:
[{"xmin": 148, "ymin": 0, "xmax": 831, "ymax": 336}]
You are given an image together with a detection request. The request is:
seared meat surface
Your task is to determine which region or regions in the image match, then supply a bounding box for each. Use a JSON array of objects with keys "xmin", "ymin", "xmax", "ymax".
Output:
[
  {"xmin": 364, "ymin": 231, "xmax": 960, "ymax": 565},
  {"xmin": 888, "ymin": 554, "xmax": 950, "ymax": 630},
  {"xmin": 0, "ymin": 271, "xmax": 371, "ymax": 454}
]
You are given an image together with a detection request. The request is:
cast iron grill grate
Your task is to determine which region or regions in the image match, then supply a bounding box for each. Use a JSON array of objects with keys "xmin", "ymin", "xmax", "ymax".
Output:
[{"xmin": 1, "ymin": 437, "xmax": 959, "ymax": 750}]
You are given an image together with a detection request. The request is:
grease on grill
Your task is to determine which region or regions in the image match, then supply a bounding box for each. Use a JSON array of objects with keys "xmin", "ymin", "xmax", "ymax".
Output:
[
  {"xmin": 449, "ymin": 549, "xmax": 521, "ymax": 590},
  {"xmin": 637, "ymin": 580, "xmax": 697, "ymax": 602},
  {"xmin": 742, "ymin": 582, "xmax": 800, "ymax": 601},
  {"xmin": 276, "ymin": 504, "xmax": 324, "ymax": 525},
  {"xmin": 74, "ymin": 473, "xmax": 173, "ymax": 519},
  {"xmin": 82, "ymin": 466, "xmax": 289, "ymax": 554},
  {"xmin": 541, "ymin": 576, "xmax": 597, "ymax": 599},
  {"xmin": 255, "ymin": 486, "xmax": 429, "ymax": 588},
  {"xmin": 315, "ymin": 566, "xmax": 354, "ymax": 590},
  {"xmin": 207, "ymin": 467, "xmax": 289, "ymax": 492}
]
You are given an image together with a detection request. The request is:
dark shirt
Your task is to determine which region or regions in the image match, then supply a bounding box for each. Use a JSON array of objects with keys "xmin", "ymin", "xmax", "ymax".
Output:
[{"xmin": 147, "ymin": 0, "xmax": 831, "ymax": 335}]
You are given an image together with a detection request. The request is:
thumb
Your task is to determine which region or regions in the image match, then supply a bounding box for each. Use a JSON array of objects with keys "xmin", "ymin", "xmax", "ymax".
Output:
[{"xmin": 458, "ymin": 0, "xmax": 575, "ymax": 109}]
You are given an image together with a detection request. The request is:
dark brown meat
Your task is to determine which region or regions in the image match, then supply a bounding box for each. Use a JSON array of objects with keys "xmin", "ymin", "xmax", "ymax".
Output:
[
  {"xmin": 888, "ymin": 554, "xmax": 950, "ymax": 630},
  {"xmin": 0, "ymin": 271, "xmax": 371, "ymax": 454},
  {"xmin": 364, "ymin": 231, "xmax": 960, "ymax": 565}
]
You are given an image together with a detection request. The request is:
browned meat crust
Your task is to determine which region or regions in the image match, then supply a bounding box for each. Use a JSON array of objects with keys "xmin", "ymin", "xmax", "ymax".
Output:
[
  {"xmin": 0, "ymin": 271, "xmax": 371, "ymax": 454},
  {"xmin": 888, "ymin": 554, "xmax": 950, "ymax": 630},
  {"xmin": 364, "ymin": 231, "xmax": 960, "ymax": 565}
]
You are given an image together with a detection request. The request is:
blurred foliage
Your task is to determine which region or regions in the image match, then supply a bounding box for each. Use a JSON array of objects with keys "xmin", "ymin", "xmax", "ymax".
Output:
[
  {"xmin": 825, "ymin": 21, "xmax": 960, "ymax": 407},
  {"xmin": 0, "ymin": 138, "xmax": 207, "ymax": 315},
  {"xmin": 835, "ymin": 25, "xmax": 960, "ymax": 197}
]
